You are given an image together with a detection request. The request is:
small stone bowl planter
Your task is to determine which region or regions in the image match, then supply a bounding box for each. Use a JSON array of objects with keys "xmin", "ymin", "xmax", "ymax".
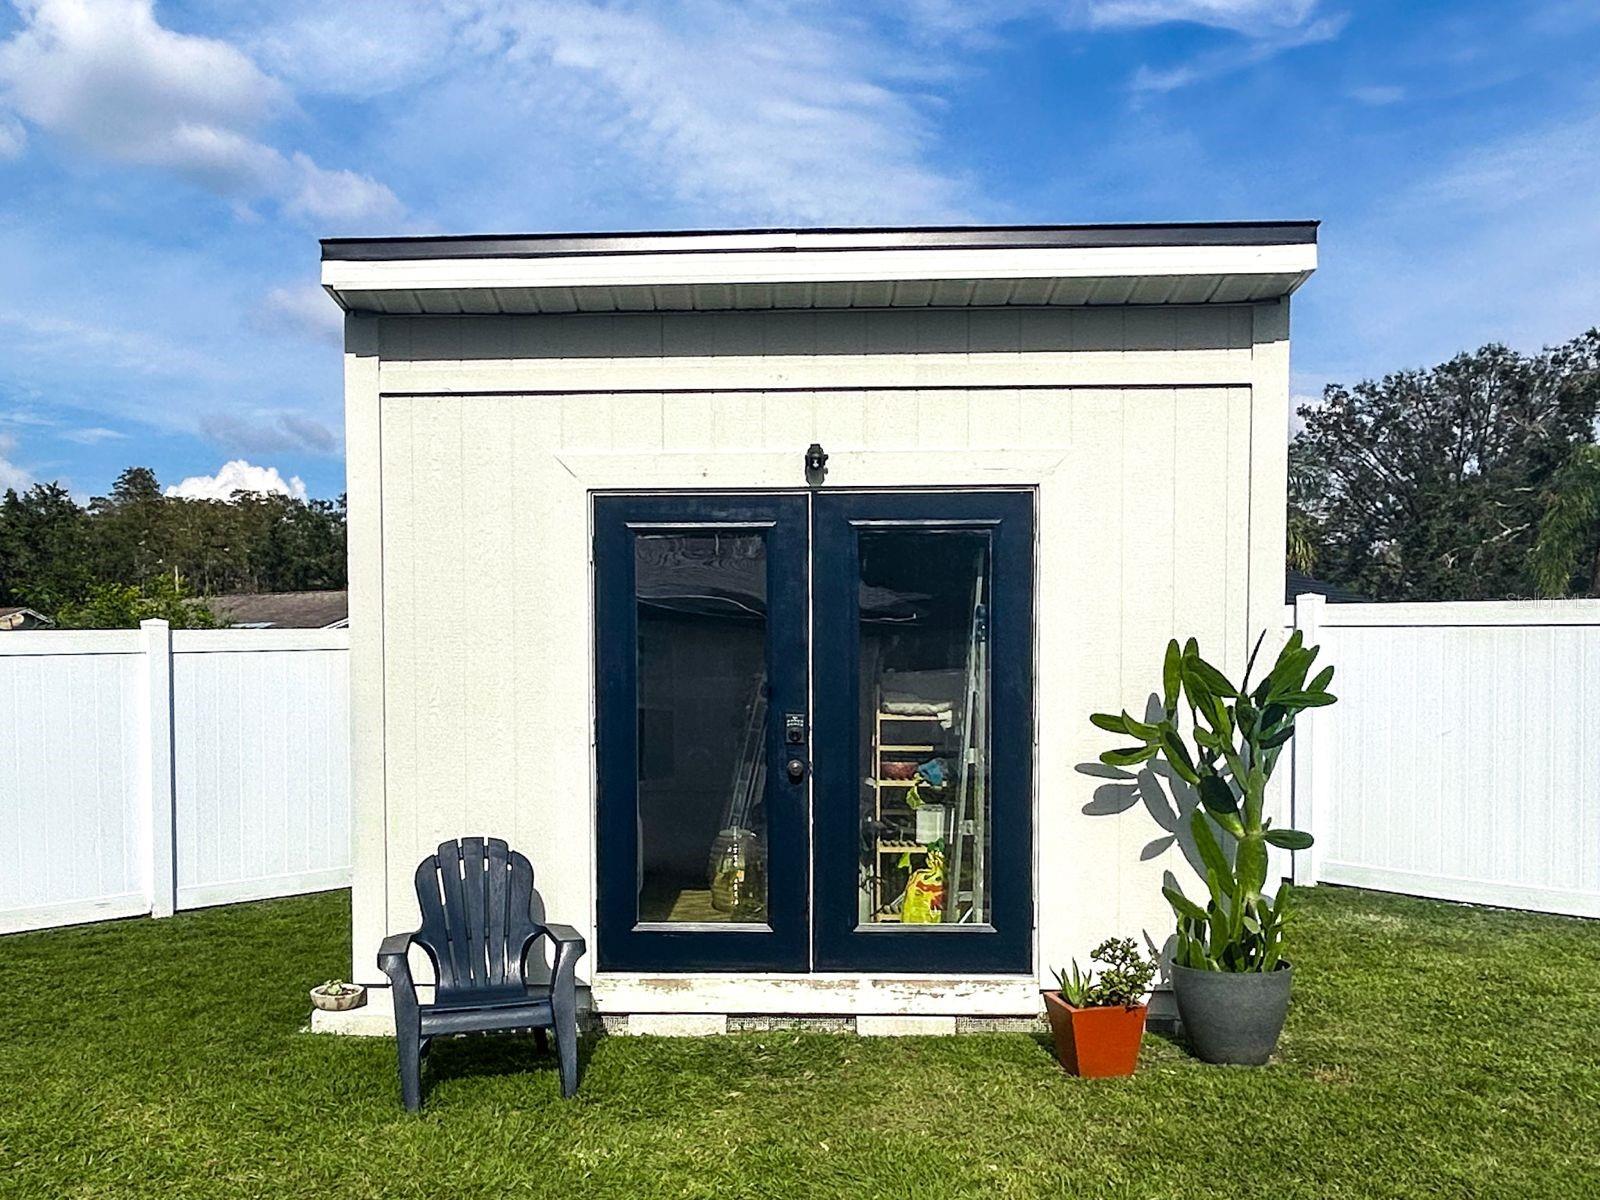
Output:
[{"xmin": 310, "ymin": 980, "xmax": 367, "ymax": 1013}]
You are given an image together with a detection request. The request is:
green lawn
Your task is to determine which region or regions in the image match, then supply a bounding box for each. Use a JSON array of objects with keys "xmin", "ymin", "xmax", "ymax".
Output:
[{"xmin": 2, "ymin": 888, "xmax": 1597, "ymax": 1199}]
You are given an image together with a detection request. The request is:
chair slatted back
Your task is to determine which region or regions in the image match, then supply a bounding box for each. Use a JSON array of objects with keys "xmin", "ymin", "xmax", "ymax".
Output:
[{"xmin": 413, "ymin": 837, "xmax": 541, "ymax": 998}]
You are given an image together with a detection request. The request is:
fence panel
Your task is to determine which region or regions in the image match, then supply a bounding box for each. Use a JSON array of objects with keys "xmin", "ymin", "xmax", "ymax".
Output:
[
  {"xmin": 0, "ymin": 632, "xmax": 146, "ymax": 934},
  {"xmin": 1293, "ymin": 597, "xmax": 1600, "ymax": 918},
  {"xmin": 0, "ymin": 624, "xmax": 349, "ymax": 935},
  {"xmin": 172, "ymin": 630, "xmax": 351, "ymax": 909}
]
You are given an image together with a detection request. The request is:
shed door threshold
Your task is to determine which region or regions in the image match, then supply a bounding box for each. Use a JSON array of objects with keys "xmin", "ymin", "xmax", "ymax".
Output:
[{"xmin": 588, "ymin": 973, "xmax": 1042, "ymax": 1017}]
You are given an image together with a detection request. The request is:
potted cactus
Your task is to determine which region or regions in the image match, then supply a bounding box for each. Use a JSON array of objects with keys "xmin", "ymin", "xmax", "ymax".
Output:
[
  {"xmin": 1044, "ymin": 937, "xmax": 1159, "ymax": 1077},
  {"xmin": 1092, "ymin": 631, "xmax": 1335, "ymax": 1065}
]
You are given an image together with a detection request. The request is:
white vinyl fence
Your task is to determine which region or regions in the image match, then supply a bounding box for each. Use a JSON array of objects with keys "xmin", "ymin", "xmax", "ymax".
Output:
[
  {"xmin": 7, "ymin": 599, "xmax": 1598, "ymax": 935},
  {"xmin": 1, "ymin": 621, "xmax": 349, "ymax": 935},
  {"xmin": 1291, "ymin": 594, "xmax": 1600, "ymax": 918}
]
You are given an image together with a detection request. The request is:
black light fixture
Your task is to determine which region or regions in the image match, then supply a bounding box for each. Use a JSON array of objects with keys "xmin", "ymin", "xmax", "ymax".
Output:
[{"xmin": 805, "ymin": 442, "xmax": 828, "ymax": 485}]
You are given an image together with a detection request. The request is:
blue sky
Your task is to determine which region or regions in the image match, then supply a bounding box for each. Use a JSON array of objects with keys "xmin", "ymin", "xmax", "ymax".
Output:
[{"xmin": 1, "ymin": 0, "xmax": 1597, "ymax": 501}]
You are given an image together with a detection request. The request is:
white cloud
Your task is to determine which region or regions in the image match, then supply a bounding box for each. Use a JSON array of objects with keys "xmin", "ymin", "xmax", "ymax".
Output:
[
  {"xmin": 0, "ymin": 0, "xmax": 399, "ymax": 224},
  {"xmin": 260, "ymin": 283, "xmax": 343, "ymax": 345},
  {"xmin": 164, "ymin": 459, "xmax": 307, "ymax": 502},
  {"xmin": 0, "ymin": 308, "xmax": 213, "ymax": 377},
  {"xmin": 1080, "ymin": 0, "xmax": 1326, "ymax": 36},
  {"xmin": 225, "ymin": 0, "xmax": 975, "ymax": 227},
  {"xmin": 896, "ymin": 0, "xmax": 1328, "ymax": 41},
  {"xmin": 0, "ymin": 110, "xmax": 24, "ymax": 157},
  {"xmin": 1417, "ymin": 112, "xmax": 1600, "ymax": 212},
  {"xmin": 455, "ymin": 1, "xmax": 970, "ymax": 225},
  {"xmin": 1127, "ymin": 12, "xmax": 1345, "ymax": 92},
  {"xmin": 0, "ymin": 432, "xmax": 34, "ymax": 491},
  {"xmin": 61, "ymin": 425, "xmax": 126, "ymax": 444},
  {"xmin": 248, "ymin": 4, "xmax": 462, "ymax": 100},
  {"xmin": 199, "ymin": 410, "xmax": 340, "ymax": 456},
  {"xmin": 907, "ymin": 1, "xmax": 1339, "ymax": 41},
  {"xmin": 282, "ymin": 153, "xmax": 402, "ymax": 225}
]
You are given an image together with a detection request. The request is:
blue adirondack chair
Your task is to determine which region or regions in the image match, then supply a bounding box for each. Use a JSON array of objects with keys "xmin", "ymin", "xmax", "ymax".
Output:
[{"xmin": 378, "ymin": 837, "xmax": 586, "ymax": 1110}]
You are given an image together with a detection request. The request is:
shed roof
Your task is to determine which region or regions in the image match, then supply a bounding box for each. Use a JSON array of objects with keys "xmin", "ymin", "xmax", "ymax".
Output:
[{"xmin": 321, "ymin": 221, "xmax": 1317, "ymax": 317}]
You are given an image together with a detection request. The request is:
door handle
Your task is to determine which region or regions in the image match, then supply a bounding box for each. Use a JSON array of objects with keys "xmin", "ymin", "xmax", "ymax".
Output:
[{"xmin": 786, "ymin": 757, "xmax": 807, "ymax": 783}]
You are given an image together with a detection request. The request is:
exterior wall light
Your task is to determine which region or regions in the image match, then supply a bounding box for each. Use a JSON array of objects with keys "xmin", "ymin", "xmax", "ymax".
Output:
[{"xmin": 805, "ymin": 443, "xmax": 828, "ymax": 485}]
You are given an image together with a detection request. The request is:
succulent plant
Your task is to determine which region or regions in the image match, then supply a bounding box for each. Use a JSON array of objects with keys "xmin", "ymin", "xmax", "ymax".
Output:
[
  {"xmin": 1091, "ymin": 631, "xmax": 1336, "ymax": 973},
  {"xmin": 1055, "ymin": 937, "xmax": 1158, "ymax": 1008}
]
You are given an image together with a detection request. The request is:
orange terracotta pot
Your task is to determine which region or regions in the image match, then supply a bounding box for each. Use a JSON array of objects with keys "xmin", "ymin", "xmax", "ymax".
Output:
[{"xmin": 1043, "ymin": 991, "xmax": 1148, "ymax": 1078}]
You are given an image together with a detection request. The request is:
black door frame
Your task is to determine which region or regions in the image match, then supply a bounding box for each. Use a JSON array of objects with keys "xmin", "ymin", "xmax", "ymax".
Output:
[{"xmin": 594, "ymin": 488, "xmax": 1035, "ymax": 975}]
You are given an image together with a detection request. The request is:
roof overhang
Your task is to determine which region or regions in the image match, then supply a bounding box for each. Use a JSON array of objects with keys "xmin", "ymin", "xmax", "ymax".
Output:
[{"xmin": 320, "ymin": 222, "xmax": 1317, "ymax": 316}]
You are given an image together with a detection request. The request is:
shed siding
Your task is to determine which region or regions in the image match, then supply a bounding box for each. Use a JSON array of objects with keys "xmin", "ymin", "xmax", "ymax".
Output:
[{"xmin": 354, "ymin": 302, "xmax": 1284, "ymax": 1010}]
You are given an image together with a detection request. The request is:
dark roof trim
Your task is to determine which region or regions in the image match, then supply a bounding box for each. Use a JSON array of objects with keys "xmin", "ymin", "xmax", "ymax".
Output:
[{"xmin": 322, "ymin": 221, "xmax": 1320, "ymax": 263}]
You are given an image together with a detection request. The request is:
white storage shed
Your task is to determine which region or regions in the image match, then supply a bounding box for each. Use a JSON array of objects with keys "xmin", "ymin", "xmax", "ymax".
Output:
[{"xmin": 322, "ymin": 222, "xmax": 1316, "ymax": 1031}]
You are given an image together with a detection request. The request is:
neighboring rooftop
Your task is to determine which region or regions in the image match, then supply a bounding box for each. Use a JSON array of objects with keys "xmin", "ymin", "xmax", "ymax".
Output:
[
  {"xmin": 1287, "ymin": 570, "xmax": 1367, "ymax": 604},
  {"xmin": 0, "ymin": 605, "xmax": 53, "ymax": 630},
  {"xmin": 207, "ymin": 591, "xmax": 348, "ymax": 629}
]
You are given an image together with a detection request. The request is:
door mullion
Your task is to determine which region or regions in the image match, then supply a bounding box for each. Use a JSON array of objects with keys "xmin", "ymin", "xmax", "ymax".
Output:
[{"xmin": 805, "ymin": 490, "xmax": 816, "ymax": 973}]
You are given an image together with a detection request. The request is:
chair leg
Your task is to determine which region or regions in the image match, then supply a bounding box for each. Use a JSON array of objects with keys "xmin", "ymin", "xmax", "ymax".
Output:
[
  {"xmin": 545, "ymin": 933, "xmax": 586, "ymax": 1098},
  {"xmin": 553, "ymin": 1020, "xmax": 579, "ymax": 1098},
  {"xmin": 397, "ymin": 1029, "xmax": 423, "ymax": 1113}
]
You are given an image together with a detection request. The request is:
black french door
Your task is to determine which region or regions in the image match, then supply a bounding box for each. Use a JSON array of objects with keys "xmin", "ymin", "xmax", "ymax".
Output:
[
  {"xmin": 594, "ymin": 494, "xmax": 810, "ymax": 972},
  {"xmin": 594, "ymin": 490, "xmax": 1033, "ymax": 974}
]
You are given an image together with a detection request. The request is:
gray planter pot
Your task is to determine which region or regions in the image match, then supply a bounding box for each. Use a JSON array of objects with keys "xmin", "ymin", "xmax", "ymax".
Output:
[{"xmin": 1170, "ymin": 962, "xmax": 1292, "ymax": 1065}]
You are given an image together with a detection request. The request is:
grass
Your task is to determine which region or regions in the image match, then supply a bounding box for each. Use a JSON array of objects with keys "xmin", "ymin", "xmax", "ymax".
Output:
[{"xmin": 1, "ymin": 888, "xmax": 1597, "ymax": 1199}]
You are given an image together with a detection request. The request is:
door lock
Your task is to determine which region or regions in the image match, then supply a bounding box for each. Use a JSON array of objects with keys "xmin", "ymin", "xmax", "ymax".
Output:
[{"xmin": 786, "ymin": 757, "xmax": 807, "ymax": 783}]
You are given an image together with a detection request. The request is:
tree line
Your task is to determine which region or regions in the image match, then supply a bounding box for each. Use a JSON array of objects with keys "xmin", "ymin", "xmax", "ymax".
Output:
[
  {"xmin": 0, "ymin": 467, "xmax": 346, "ymax": 627},
  {"xmin": 1290, "ymin": 329, "xmax": 1600, "ymax": 601}
]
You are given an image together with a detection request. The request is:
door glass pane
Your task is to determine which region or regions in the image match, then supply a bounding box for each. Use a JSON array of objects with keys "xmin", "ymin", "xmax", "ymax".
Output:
[
  {"xmin": 857, "ymin": 528, "xmax": 992, "ymax": 928},
  {"xmin": 635, "ymin": 531, "xmax": 769, "ymax": 925}
]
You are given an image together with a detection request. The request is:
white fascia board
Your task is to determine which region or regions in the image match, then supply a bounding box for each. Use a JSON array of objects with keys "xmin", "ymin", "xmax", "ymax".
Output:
[{"xmin": 322, "ymin": 242, "xmax": 1317, "ymax": 300}]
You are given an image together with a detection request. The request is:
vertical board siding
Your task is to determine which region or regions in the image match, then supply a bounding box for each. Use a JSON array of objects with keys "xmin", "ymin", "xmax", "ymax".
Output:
[
  {"xmin": 1, "ymin": 630, "xmax": 350, "ymax": 934},
  {"xmin": 1294, "ymin": 603, "xmax": 1600, "ymax": 917}
]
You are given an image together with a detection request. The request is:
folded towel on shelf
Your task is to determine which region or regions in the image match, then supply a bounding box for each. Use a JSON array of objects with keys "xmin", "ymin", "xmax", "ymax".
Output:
[{"xmin": 880, "ymin": 668, "xmax": 964, "ymax": 720}]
